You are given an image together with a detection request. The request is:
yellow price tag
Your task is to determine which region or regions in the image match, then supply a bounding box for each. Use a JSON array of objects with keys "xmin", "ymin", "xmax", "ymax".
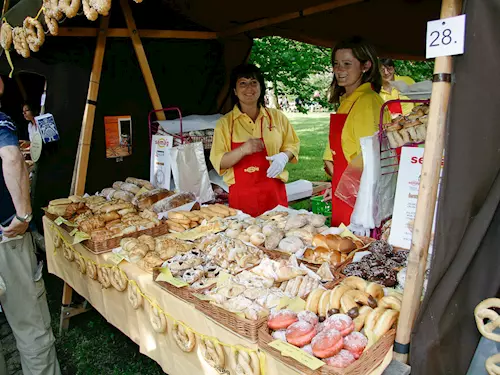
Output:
[
  {"xmin": 216, "ymin": 271, "xmax": 231, "ymax": 288},
  {"xmin": 192, "ymin": 293, "xmax": 212, "ymax": 301},
  {"xmin": 108, "ymin": 253, "xmax": 125, "ymax": 265},
  {"xmin": 72, "ymin": 231, "xmax": 90, "ymax": 245},
  {"xmin": 268, "ymin": 340, "xmax": 325, "ymax": 370},
  {"xmin": 276, "ymin": 296, "xmax": 292, "ymax": 311},
  {"xmin": 54, "ymin": 217, "xmax": 64, "ymax": 226},
  {"xmin": 287, "ymin": 297, "xmax": 306, "ymax": 313},
  {"xmin": 339, "ymin": 223, "xmax": 359, "ymax": 241},
  {"xmin": 156, "ymin": 267, "xmax": 188, "ymax": 288}
]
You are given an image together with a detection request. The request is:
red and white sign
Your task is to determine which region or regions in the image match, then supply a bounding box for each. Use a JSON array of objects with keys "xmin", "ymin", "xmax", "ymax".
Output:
[{"xmin": 150, "ymin": 135, "xmax": 173, "ymax": 190}]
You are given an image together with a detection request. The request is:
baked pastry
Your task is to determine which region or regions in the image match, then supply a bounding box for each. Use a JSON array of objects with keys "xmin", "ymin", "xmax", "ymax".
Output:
[
  {"xmin": 133, "ymin": 189, "xmax": 174, "ymax": 210},
  {"xmin": 343, "ymin": 331, "xmax": 368, "ymax": 359},
  {"xmin": 152, "ymin": 192, "xmax": 196, "ymax": 213},
  {"xmin": 125, "ymin": 177, "xmax": 154, "ymax": 190},
  {"xmin": 323, "ymin": 314, "xmax": 355, "ymax": 337},
  {"xmin": 120, "ymin": 182, "xmax": 141, "ymax": 194},
  {"xmin": 311, "ymin": 330, "xmax": 343, "ymax": 358},
  {"xmin": 268, "ymin": 310, "xmax": 298, "ymax": 330},
  {"xmin": 286, "ymin": 321, "xmax": 317, "ymax": 347},
  {"xmin": 384, "ymin": 123, "xmax": 405, "ymax": 149},
  {"xmin": 325, "ymin": 349, "xmax": 356, "ymax": 368}
]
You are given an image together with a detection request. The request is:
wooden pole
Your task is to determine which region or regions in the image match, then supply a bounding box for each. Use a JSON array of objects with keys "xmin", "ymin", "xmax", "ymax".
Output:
[
  {"xmin": 71, "ymin": 15, "xmax": 109, "ymax": 195},
  {"xmin": 218, "ymin": 0, "xmax": 362, "ymax": 38},
  {"xmin": 57, "ymin": 27, "xmax": 217, "ymax": 39},
  {"xmin": 394, "ymin": 0, "xmax": 462, "ymax": 364},
  {"xmin": 120, "ymin": 0, "xmax": 166, "ymax": 121},
  {"xmin": 1, "ymin": 0, "xmax": 10, "ymax": 18}
]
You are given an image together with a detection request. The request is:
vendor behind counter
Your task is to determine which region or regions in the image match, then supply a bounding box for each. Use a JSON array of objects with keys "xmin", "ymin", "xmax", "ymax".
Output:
[{"xmin": 210, "ymin": 64, "xmax": 300, "ymax": 217}]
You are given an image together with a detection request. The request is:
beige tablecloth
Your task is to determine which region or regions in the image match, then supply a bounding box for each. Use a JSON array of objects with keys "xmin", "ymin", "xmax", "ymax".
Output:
[{"xmin": 43, "ymin": 216, "xmax": 392, "ymax": 375}]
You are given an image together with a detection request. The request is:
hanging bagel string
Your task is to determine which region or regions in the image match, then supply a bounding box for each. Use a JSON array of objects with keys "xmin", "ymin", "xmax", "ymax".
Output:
[{"xmin": 24, "ymin": 17, "xmax": 45, "ymax": 52}]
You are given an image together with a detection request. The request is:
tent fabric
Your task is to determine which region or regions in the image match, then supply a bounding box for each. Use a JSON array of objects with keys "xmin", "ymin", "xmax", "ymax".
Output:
[{"xmin": 410, "ymin": 0, "xmax": 500, "ymax": 374}]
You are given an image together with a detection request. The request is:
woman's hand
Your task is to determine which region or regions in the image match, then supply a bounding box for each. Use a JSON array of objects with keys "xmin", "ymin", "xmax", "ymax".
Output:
[
  {"xmin": 323, "ymin": 187, "xmax": 333, "ymax": 202},
  {"xmin": 241, "ymin": 138, "xmax": 264, "ymax": 156}
]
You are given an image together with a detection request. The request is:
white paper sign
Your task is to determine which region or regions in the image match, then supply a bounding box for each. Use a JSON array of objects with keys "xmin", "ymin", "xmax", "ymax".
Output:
[
  {"xmin": 30, "ymin": 131, "xmax": 42, "ymax": 162},
  {"xmin": 35, "ymin": 113, "xmax": 59, "ymax": 143},
  {"xmin": 389, "ymin": 147, "xmax": 442, "ymax": 251},
  {"xmin": 150, "ymin": 135, "xmax": 173, "ymax": 190},
  {"xmin": 426, "ymin": 14, "xmax": 466, "ymax": 59}
]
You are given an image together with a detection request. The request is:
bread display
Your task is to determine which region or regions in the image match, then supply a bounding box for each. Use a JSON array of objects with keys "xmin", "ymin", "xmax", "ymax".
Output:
[
  {"xmin": 384, "ymin": 104, "xmax": 430, "ymax": 148},
  {"xmin": 152, "ymin": 192, "xmax": 196, "ymax": 214}
]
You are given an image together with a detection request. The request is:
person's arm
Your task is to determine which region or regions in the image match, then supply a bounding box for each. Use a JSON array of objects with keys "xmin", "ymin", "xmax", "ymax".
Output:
[{"xmin": 220, "ymin": 138, "xmax": 264, "ymax": 169}]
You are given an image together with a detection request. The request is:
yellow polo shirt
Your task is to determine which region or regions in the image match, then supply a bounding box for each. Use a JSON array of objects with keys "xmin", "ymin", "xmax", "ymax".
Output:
[
  {"xmin": 210, "ymin": 105, "xmax": 300, "ymax": 186},
  {"xmin": 379, "ymin": 75, "xmax": 416, "ymax": 115},
  {"xmin": 323, "ymin": 83, "xmax": 390, "ymax": 163}
]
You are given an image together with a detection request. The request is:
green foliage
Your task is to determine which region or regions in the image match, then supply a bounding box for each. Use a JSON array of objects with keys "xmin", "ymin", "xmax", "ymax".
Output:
[{"xmin": 394, "ymin": 60, "xmax": 434, "ymax": 82}]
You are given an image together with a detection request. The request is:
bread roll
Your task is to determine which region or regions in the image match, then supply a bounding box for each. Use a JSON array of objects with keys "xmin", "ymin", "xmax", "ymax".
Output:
[
  {"xmin": 312, "ymin": 234, "xmax": 329, "ymax": 248},
  {"xmin": 278, "ymin": 236, "xmax": 304, "ymax": 253},
  {"xmin": 49, "ymin": 198, "xmax": 72, "ymax": 206},
  {"xmin": 112, "ymin": 190, "xmax": 134, "ymax": 202},
  {"xmin": 112, "ymin": 181, "xmax": 125, "ymax": 190},
  {"xmin": 100, "ymin": 211, "xmax": 120, "ymax": 223},
  {"xmin": 125, "ymin": 177, "xmax": 154, "ymax": 190},
  {"xmin": 326, "ymin": 234, "xmax": 357, "ymax": 253},
  {"xmin": 250, "ymin": 233, "xmax": 265, "ymax": 246}
]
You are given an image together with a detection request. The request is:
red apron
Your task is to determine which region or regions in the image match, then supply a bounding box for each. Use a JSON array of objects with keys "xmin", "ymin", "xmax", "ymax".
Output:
[
  {"xmin": 387, "ymin": 101, "xmax": 403, "ymax": 115},
  {"xmin": 229, "ymin": 110, "xmax": 288, "ymax": 217}
]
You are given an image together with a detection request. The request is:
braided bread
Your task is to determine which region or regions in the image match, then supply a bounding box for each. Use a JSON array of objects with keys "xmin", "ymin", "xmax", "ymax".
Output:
[
  {"xmin": 23, "ymin": 17, "xmax": 44, "ymax": 52},
  {"xmin": 44, "ymin": 14, "xmax": 59, "ymax": 36},
  {"xmin": 86, "ymin": 260, "xmax": 98, "ymax": 280},
  {"xmin": 232, "ymin": 350, "xmax": 260, "ymax": 375},
  {"xmin": 172, "ymin": 323, "xmax": 196, "ymax": 352},
  {"xmin": 82, "ymin": 0, "xmax": 98, "ymax": 21},
  {"xmin": 150, "ymin": 305, "xmax": 167, "ymax": 333},
  {"xmin": 0, "ymin": 23, "xmax": 12, "ymax": 50},
  {"xmin": 127, "ymin": 282, "xmax": 143, "ymax": 309},
  {"xmin": 89, "ymin": 0, "xmax": 111, "ymax": 16},
  {"xmin": 110, "ymin": 266, "xmax": 128, "ymax": 291},
  {"xmin": 58, "ymin": 0, "xmax": 81, "ymax": 18},
  {"xmin": 75, "ymin": 254, "xmax": 86, "ymax": 274},
  {"xmin": 97, "ymin": 266, "xmax": 111, "ymax": 288},
  {"xmin": 199, "ymin": 338, "xmax": 225, "ymax": 369},
  {"xmin": 63, "ymin": 244, "xmax": 75, "ymax": 261},
  {"xmin": 12, "ymin": 27, "xmax": 30, "ymax": 58},
  {"xmin": 474, "ymin": 298, "xmax": 500, "ymax": 342}
]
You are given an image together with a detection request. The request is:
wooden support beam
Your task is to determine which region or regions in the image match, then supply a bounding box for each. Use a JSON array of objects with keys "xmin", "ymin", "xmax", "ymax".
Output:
[
  {"xmin": 394, "ymin": 0, "xmax": 462, "ymax": 364},
  {"xmin": 71, "ymin": 15, "xmax": 109, "ymax": 196},
  {"xmin": 218, "ymin": 0, "xmax": 362, "ymax": 38},
  {"xmin": 57, "ymin": 27, "xmax": 217, "ymax": 39},
  {"xmin": 120, "ymin": 0, "xmax": 166, "ymax": 121},
  {"xmin": 1, "ymin": 0, "xmax": 10, "ymax": 18}
]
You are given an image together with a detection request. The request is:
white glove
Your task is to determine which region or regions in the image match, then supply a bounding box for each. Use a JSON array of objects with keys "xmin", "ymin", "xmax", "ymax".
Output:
[{"xmin": 266, "ymin": 152, "xmax": 289, "ymax": 178}]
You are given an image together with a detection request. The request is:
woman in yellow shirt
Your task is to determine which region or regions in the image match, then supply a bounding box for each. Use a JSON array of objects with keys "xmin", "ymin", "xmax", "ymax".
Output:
[
  {"xmin": 323, "ymin": 37, "xmax": 390, "ymax": 227},
  {"xmin": 379, "ymin": 58, "xmax": 415, "ymax": 116},
  {"xmin": 210, "ymin": 64, "xmax": 300, "ymax": 217}
]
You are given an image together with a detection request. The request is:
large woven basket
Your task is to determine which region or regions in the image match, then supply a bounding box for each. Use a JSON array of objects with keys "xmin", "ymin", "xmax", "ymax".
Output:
[
  {"xmin": 45, "ymin": 213, "xmax": 169, "ymax": 254},
  {"xmin": 258, "ymin": 325, "xmax": 395, "ymax": 375},
  {"xmin": 152, "ymin": 269, "xmax": 214, "ymax": 304}
]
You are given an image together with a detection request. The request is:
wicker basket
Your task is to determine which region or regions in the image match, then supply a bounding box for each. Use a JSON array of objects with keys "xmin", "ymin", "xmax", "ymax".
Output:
[
  {"xmin": 258, "ymin": 325, "xmax": 395, "ymax": 375},
  {"xmin": 45, "ymin": 213, "xmax": 169, "ymax": 254},
  {"xmin": 152, "ymin": 269, "xmax": 214, "ymax": 304}
]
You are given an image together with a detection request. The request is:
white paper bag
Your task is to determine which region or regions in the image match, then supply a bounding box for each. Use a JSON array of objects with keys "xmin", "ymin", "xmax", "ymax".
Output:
[
  {"xmin": 169, "ymin": 142, "xmax": 214, "ymax": 203},
  {"xmin": 150, "ymin": 134, "xmax": 173, "ymax": 190}
]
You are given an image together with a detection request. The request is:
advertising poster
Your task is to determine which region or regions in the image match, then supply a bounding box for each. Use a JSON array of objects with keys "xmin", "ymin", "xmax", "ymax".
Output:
[{"xmin": 104, "ymin": 116, "xmax": 132, "ymax": 158}]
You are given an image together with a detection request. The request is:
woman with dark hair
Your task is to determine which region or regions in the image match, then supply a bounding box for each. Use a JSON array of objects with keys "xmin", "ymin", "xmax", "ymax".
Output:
[
  {"xmin": 23, "ymin": 102, "xmax": 40, "ymax": 142},
  {"xmin": 210, "ymin": 64, "xmax": 300, "ymax": 217},
  {"xmin": 323, "ymin": 37, "xmax": 390, "ymax": 227},
  {"xmin": 379, "ymin": 58, "xmax": 415, "ymax": 115}
]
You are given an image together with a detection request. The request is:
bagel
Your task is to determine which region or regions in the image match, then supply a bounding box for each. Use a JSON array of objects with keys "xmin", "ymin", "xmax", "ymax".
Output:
[
  {"xmin": 343, "ymin": 276, "xmax": 367, "ymax": 291},
  {"xmin": 23, "ymin": 17, "xmax": 44, "ymax": 52},
  {"xmin": 62, "ymin": 244, "xmax": 75, "ymax": 261},
  {"xmin": 127, "ymin": 282, "xmax": 143, "ymax": 309},
  {"xmin": 305, "ymin": 289, "xmax": 325, "ymax": 315},
  {"xmin": 353, "ymin": 305, "xmax": 373, "ymax": 332},
  {"xmin": 150, "ymin": 305, "xmax": 167, "ymax": 333},
  {"xmin": 340, "ymin": 293, "xmax": 359, "ymax": 319},
  {"xmin": 97, "ymin": 266, "xmax": 111, "ymax": 288},
  {"xmin": 86, "ymin": 260, "xmax": 98, "ymax": 280},
  {"xmin": 365, "ymin": 282, "xmax": 384, "ymax": 300},
  {"xmin": 344, "ymin": 289, "xmax": 378, "ymax": 309},
  {"xmin": 75, "ymin": 254, "xmax": 86, "ymax": 274},
  {"xmin": 317, "ymin": 290, "xmax": 333, "ymax": 318},
  {"xmin": 378, "ymin": 295, "xmax": 402, "ymax": 311},
  {"xmin": 364, "ymin": 307, "xmax": 386, "ymax": 347},
  {"xmin": 0, "ymin": 23, "xmax": 13, "ymax": 50},
  {"xmin": 233, "ymin": 349, "xmax": 260, "ymax": 375},
  {"xmin": 373, "ymin": 309, "xmax": 399, "ymax": 340},
  {"xmin": 110, "ymin": 266, "xmax": 128, "ymax": 292},
  {"xmin": 199, "ymin": 338, "xmax": 225, "ymax": 369},
  {"xmin": 172, "ymin": 323, "xmax": 196, "ymax": 352},
  {"xmin": 329, "ymin": 284, "xmax": 352, "ymax": 311}
]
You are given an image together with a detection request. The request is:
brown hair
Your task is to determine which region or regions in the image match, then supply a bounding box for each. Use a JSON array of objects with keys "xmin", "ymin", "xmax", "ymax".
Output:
[{"xmin": 328, "ymin": 36, "xmax": 382, "ymax": 105}]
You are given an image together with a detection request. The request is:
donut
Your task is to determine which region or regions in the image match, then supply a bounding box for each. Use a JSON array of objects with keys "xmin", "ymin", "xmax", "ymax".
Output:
[
  {"xmin": 343, "ymin": 332, "xmax": 368, "ymax": 359},
  {"xmin": 285, "ymin": 321, "xmax": 317, "ymax": 347},
  {"xmin": 110, "ymin": 266, "xmax": 128, "ymax": 291},
  {"xmin": 297, "ymin": 311, "xmax": 319, "ymax": 326},
  {"xmin": 172, "ymin": 323, "xmax": 195, "ymax": 352},
  {"xmin": 365, "ymin": 282, "xmax": 384, "ymax": 300},
  {"xmin": 267, "ymin": 310, "xmax": 298, "ymax": 330},
  {"xmin": 343, "ymin": 276, "xmax": 367, "ymax": 291},
  {"xmin": 305, "ymin": 288, "xmax": 325, "ymax": 315},
  {"xmin": 63, "ymin": 244, "xmax": 75, "ymax": 261},
  {"xmin": 86, "ymin": 260, "xmax": 98, "ymax": 280},
  {"xmin": 311, "ymin": 329, "xmax": 344, "ymax": 358},
  {"xmin": 323, "ymin": 314, "xmax": 355, "ymax": 337},
  {"xmin": 75, "ymin": 254, "xmax": 86, "ymax": 274},
  {"xmin": 150, "ymin": 305, "xmax": 167, "ymax": 333},
  {"xmin": 324, "ymin": 349, "xmax": 356, "ymax": 368},
  {"xmin": 97, "ymin": 267, "xmax": 111, "ymax": 288},
  {"xmin": 199, "ymin": 338, "xmax": 225, "ymax": 368},
  {"xmin": 127, "ymin": 282, "xmax": 143, "ymax": 309}
]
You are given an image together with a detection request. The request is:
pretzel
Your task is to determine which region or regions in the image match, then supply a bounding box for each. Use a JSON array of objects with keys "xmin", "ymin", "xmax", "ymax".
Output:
[
  {"xmin": 62, "ymin": 244, "xmax": 75, "ymax": 261},
  {"xmin": 75, "ymin": 254, "xmax": 86, "ymax": 274},
  {"xmin": 127, "ymin": 282, "xmax": 143, "ymax": 309},
  {"xmin": 109, "ymin": 266, "xmax": 128, "ymax": 291},
  {"xmin": 150, "ymin": 305, "xmax": 167, "ymax": 333},
  {"xmin": 58, "ymin": 0, "xmax": 81, "ymax": 18},
  {"xmin": 474, "ymin": 298, "xmax": 500, "ymax": 342},
  {"xmin": 23, "ymin": 17, "xmax": 44, "ymax": 52},
  {"xmin": 199, "ymin": 338, "xmax": 225, "ymax": 369},
  {"xmin": 486, "ymin": 353, "xmax": 500, "ymax": 375},
  {"xmin": 232, "ymin": 349, "xmax": 260, "ymax": 375},
  {"xmin": 12, "ymin": 27, "xmax": 29, "ymax": 58},
  {"xmin": 53, "ymin": 232, "xmax": 62, "ymax": 248},
  {"xmin": 0, "ymin": 23, "xmax": 12, "ymax": 50},
  {"xmin": 82, "ymin": 0, "xmax": 98, "ymax": 21},
  {"xmin": 97, "ymin": 266, "xmax": 111, "ymax": 288},
  {"xmin": 172, "ymin": 323, "xmax": 196, "ymax": 352},
  {"xmin": 43, "ymin": 0, "xmax": 63, "ymax": 18},
  {"xmin": 86, "ymin": 260, "xmax": 98, "ymax": 280},
  {"xmin": 89, "ymin": 0, "xmax": 112, "ymax": 16},
  {"xmin": 44, "ymin": 14, "xmax": 59, "ymax": 36}
]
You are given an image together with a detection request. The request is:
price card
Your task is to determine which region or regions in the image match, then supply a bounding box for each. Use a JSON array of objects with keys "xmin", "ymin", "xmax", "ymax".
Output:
[
  {"xmin": 69, "ymin": 228, "xmax": 78, "ymax": 236},
  {"xmin": 268, "ymin": 340, "xmax": 325, "ymax": 370},
  {"xmin": 54, "ymin": 217, "xmax": 77, "ymax": 227},
  {"xmin": 192, "ymin": 293, "xmax": 212, "ymax": 301},
  {"xmin": 287, "ymin": 296, "xmax": 306, "ymax": 313},
  {"xmin": 107, "ymin": 253, "xmax": 125, "ymax": 265},
  {"xmin": 135, "ymin": 186, "xmax": 149, "ymax": 197},
  {"xmin": 426, "ymin": 14, "xmax": 466, "ymax": 59},
  {"xmin": 54, "ymin": 217, "xmax": 64, "ymax": 226},
  {"xmin": 276, "ymin": 296, "xmax": 292, "ymax": 311},
  {"xmin": 156, "ymin": 267, "xmax": 188, "ymax": 288},
  {"xmin": 72, "ymin": 231, "xmax": 90, "ymax": 245}
]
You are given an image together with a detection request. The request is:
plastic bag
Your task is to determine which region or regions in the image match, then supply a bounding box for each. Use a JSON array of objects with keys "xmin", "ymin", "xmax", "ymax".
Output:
[{"xmin": 334, "ymin": 154, "xmax": 363, "ymax": 208}]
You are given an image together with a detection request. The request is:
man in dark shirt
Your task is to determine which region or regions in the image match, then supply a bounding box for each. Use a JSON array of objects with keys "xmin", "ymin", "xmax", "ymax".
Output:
[{"xmin": 0, "ymin": 77, "xmax": 61, "ymax": 374}]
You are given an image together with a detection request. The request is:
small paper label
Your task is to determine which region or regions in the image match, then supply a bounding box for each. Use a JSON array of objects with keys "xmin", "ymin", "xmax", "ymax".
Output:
[
  {"xmin": 156, "ymin": 267, "xmax": 188, "ymax": 288},
  {"xmin": 135, "ymin": 186, "xmax": 149, "ymax": 197},
  {"xmin": 276, "ymin": 296, "xmax": 292, "ymax": 311},
  {"xmin": 72, "ymin": 231, "xmax": 90, "ymax": 244},
  {"xmin": 192, "ymin": 293, "xmax": 212, "ymax": 301},
  {"xmin": 268, "ymin": 340, "xmax": 325, "ymax": 370},
  {"xmin": 54, "ymin": 217, "xmax": 77, "ymax": 227},
  {"xmin": 426, "ymin": 14, "xmax": 466, "ymax": 59},
  {"xmin": 287, "ymin": 297, "xmax": 306, "ymax": 313},
  {"xmin": 107, "ymin": 253, "xmax": 125, "ymax": 265},
  {"xmin": 69, "ymin": 228, "xmax": 78, "ymax": 236},
  {"xmin": 216, "ymin": 272, "xmax": 231, "ymax": 288},
  {"xmin": 54, "ymin": 217, "xmax": 64, "ymax": 226}
]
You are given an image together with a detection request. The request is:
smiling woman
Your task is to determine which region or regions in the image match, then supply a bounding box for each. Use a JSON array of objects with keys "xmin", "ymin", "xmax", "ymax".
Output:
[{"xmin": 210, "ymin": 64, "xmax": 300, "ymax": 217}]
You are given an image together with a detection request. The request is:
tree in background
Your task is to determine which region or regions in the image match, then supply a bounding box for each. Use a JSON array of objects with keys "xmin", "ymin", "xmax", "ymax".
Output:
[{"xmin": 250, "ymin": 36, "xmax": 434, "ymax": 112}]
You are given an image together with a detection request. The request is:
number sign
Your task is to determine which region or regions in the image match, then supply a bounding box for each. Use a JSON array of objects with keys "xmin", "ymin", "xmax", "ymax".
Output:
[{"xmin": 426, "ymin": 14, "xmax": 466, "ymax": 59}]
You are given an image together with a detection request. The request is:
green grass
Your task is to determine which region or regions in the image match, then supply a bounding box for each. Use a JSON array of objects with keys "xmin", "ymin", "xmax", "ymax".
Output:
[{"xmin": 43, "ymin": 113, "xmax": 330, "ymax": 374}]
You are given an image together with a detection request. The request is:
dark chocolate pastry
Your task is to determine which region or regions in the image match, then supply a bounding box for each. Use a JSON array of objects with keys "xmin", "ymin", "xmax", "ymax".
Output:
[
  {"xmin": 369, "ymin": 266, "xmax": 397, "ymax": 287},
  {"xmin": 369, "ymin": 240, "xmax": 393, "ymax": 256},
  {"xmin": 392, "ymin": 250, "xmax": 409, "ymax": 265}
]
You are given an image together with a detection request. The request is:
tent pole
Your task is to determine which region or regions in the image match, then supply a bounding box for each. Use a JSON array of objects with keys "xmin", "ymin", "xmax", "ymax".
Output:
[
  {"xmin": 120, "ymin": 0, "xmax": 166, "ymax": 121},
  {"xmin": 63, "ymin": 15, "xmax": 109, "ymax": 333},
  {"xmin": 394, "ymin": 0, "xmax": 462, "ymax": 364}
]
